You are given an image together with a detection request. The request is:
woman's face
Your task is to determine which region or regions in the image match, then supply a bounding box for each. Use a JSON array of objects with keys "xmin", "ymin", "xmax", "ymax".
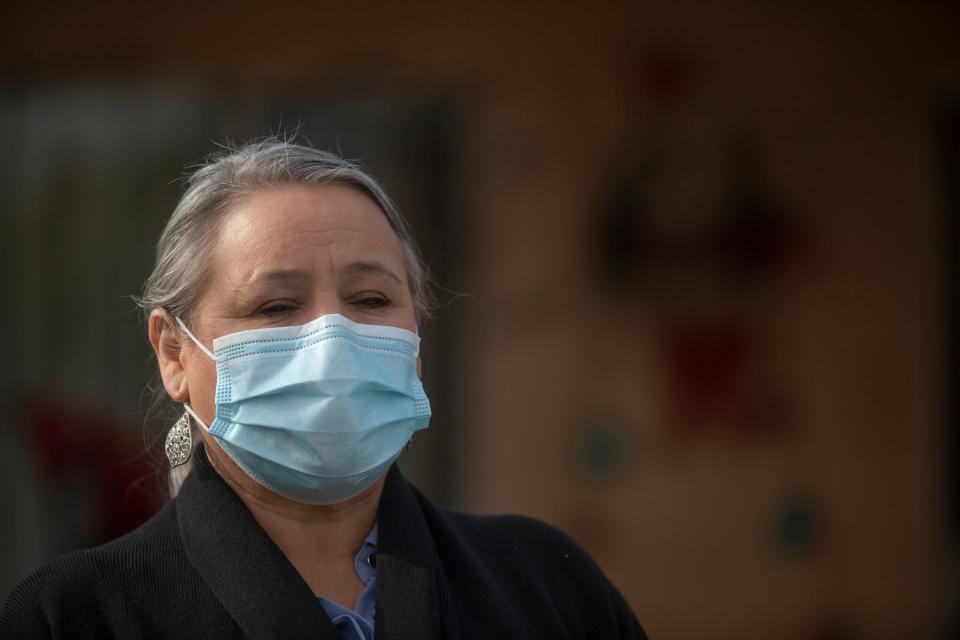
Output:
[{"xmin": 151, "ymin": 183, "xmax": 417, "ymax": 494}]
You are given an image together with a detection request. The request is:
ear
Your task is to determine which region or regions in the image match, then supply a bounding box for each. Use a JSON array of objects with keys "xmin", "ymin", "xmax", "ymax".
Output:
[
  {"xmin": 149, "ymin": 308, "xmax": 190, "ymax": 404},
  {"xmin": 416, "ymin": 355, "xmax": 422, "ymax": 379}
]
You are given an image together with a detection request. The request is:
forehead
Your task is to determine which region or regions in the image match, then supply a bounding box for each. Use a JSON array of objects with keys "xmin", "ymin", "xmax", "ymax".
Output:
[{"xmin": 208, "ymin": 183, "xmax": 407, "ymax": 287}]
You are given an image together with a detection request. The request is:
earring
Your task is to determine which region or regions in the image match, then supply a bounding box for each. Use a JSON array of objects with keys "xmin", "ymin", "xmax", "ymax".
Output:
[{"xmin": 165, "ymin": 411, "xmax": 193, "ymax": 467}]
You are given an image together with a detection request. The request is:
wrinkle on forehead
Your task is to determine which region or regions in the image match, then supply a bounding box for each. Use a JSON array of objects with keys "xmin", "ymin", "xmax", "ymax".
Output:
[
  {"xmin": 222, "ymin": 184, "xmax": 401, "ymax": 249},
  {"xmin": 198, "ymin": 184, "xmax": 408, "ymax": 312}
]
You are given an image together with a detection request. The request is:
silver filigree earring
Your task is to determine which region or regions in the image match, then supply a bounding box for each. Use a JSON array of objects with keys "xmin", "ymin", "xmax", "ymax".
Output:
[{"xmin": 165, "ymin": 411, "xmax": 193, "ymax": 467}]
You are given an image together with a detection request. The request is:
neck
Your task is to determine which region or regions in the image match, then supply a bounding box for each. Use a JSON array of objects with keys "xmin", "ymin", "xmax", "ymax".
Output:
[{"xmin": 204, "ymin": 441, "xmax": 382, "ymax": 562}]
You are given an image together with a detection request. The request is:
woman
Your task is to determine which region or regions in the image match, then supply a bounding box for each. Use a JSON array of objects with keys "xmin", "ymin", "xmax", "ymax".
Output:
[{"xmin": 0, "ymin": 139, "xmax": 646, "ymax": 639}]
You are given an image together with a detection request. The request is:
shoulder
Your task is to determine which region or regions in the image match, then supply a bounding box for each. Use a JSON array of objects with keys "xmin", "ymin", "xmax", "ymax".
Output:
[
  {"xmin": 434, "ymin": 508, "xmax": 647, "ymax": 639},
  {"xmin": 437, "ymin": 508, "xmax": 608, "ymax": 591},
  {"xmin": 0, "ymin": 501, "xmax": 180, "ymax": 638},
  {"xmin": 441, "ymin": 508, "xmax": 593, "ymax": 566}
]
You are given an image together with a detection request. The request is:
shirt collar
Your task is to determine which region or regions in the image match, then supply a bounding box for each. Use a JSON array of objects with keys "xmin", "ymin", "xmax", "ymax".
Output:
[{"xmin": 365, "ymin": 522, "xmax": 379, "ymax": 548}]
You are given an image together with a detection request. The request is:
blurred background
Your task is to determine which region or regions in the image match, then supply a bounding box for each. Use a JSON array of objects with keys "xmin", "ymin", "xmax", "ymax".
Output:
[{"xmin": 1, "ymin": 1, "xmax": 957, "ymax": 638}]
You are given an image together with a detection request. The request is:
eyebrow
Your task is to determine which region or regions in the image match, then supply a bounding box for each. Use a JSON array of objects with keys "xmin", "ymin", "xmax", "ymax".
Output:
[{"xmin": 338, "ymin": 261, "xmax": 404, "ymax": 284}]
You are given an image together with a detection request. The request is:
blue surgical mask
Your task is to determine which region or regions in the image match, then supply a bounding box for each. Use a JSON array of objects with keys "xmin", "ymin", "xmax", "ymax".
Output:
[{"xmin": 175, "ymin": 313, "xmax": 431, "ymax": 505}]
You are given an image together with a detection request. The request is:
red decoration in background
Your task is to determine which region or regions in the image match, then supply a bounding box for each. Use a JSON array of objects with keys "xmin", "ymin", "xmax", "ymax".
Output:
[
  {"xmin": 662, "ymin": 325, "xmax": 753, "ymax": 426},
  {"xmin": 660, "ymin": 324, "xmax": 788, "ymax": 442},
  {"xmin": 594, "ymin": 50, "xmax": 815, "ymax": 448},
  {"xmin": 21, "ymin": 394, "xmax": 164, "ymax": 544}
]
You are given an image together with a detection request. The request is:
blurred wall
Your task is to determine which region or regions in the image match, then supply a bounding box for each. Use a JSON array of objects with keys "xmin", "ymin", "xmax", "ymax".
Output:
[{"xmin": 3, "ymin": 2, "xmax": 958, "ymax": 638}]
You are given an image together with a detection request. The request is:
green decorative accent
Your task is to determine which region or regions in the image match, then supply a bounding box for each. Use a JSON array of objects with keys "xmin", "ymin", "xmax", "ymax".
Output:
[
  {"xmin": 767, "ymin": 495, "xmax": 818, "ymax": 558},
  {"xmin": 572, "ymin": 416, "xmax": 632, "ymax": 486}
]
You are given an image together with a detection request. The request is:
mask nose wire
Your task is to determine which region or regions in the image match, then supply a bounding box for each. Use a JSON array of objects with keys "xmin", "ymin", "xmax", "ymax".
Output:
[{"xmin": 174, "ymin": 316, "xmax": 217, "ymax": 361}]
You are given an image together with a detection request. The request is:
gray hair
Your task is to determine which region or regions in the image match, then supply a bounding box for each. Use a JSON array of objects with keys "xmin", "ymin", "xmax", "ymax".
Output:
[
  {"xmin": 140, "ymin": 137, "xmax": 431, "ymax": 327},
  {"xmin": 137, "ymin": 137, "xmax": 432, "ymax": 495}
]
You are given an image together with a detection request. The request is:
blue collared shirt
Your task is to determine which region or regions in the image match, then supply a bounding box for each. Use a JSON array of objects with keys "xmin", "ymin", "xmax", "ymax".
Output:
[{"xmin": 317, "ymin": 523, "xmax": 378, "ymax": 640}]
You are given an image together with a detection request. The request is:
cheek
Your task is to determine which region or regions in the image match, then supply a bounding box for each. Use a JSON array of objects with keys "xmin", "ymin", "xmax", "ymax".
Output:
[
  {"xmin": 391, "ymin": 293, "xmax": 419, "ymax": 333},
  {"xmin": 395, "ymin": 307, "xmax": 418, "ymax": 334},
  {"xmin": 186, "ymin": 355, "xmax": 218, "ymax": 425}
]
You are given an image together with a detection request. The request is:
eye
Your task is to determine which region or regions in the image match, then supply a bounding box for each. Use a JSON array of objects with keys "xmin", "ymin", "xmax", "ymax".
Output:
[
  {"xmin": 350, "ymin": 294, "xmax": 391, "ymax": 309},
  {"xmin": 257, "ymin": 301, "xmax": 298, "ymax": 316}
]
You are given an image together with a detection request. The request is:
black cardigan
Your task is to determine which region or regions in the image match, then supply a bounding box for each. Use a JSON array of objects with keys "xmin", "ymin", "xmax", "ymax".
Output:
[{"xmin": 1, "ymin": 446, "xmax": 646, "ymax": 639}]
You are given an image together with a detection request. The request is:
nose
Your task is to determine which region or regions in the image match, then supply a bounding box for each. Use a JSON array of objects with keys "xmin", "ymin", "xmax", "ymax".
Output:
[{"xmin": 308, "ymin": 290, "xmax": 348, "ymax": 321}]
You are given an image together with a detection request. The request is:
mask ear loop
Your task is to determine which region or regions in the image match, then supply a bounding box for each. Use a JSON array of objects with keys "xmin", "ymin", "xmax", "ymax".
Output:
[
  {"xmin": 174, "ymin": 316, "xmax": 217, "ymax": 361},
  {"xmin": 182, "ymin": 403, "xmax": 211, "ymax": 432},
  {"xmin": 173, "ymin": 316, "xmax": 215, "ymax": 432}
]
